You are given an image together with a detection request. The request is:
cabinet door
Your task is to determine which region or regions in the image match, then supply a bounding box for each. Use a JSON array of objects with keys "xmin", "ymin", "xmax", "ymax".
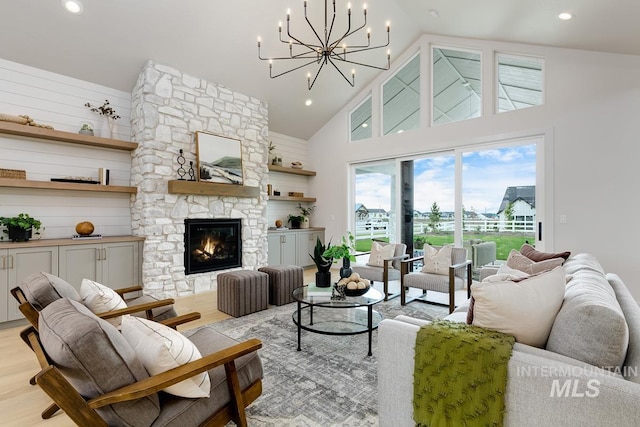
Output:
[
  {"xmin": 102, "ymin": 241, "xmax": 140, "ymax": 289},
  {"xmin": 59, "ymin": 244, "xmax": 102, "ymax": 292},
  {"xmin": 281, "ymin": 233, "xmax": 297, "ymax": 265},
  {"xmin": 7, "ymin": 246, "xmax": 59, "ymax": 321},
  {"xmin": 267, "ymin": 233, "xmax": 282, "ymax": 266},
  {"xmin": 0, "ymin": 250, "xmax": 8, "ymax": 322}
]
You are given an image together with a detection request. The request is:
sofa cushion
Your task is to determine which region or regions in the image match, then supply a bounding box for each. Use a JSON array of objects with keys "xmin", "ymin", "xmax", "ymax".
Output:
[
  {"xmin": 80, "ymin": 279, "xmax": 128, "ymax": 326},
  {"xmin": 121, "ymin": 316, "xmax": 211, "ymax": 398},
  {"xmin": 367, "ymin": 241, "xmax": 397, "ymax": 268},
  {"xmin": 421, "ymin": 244, "xmax": 453, "ymax": 275},
  {"xmin": 562, "ymin": 253, "xmax": 605, "ymax": 275},
  {"xmin": 547, "ymin": 269, "xmax": 629, "ymax": 369},
  {"xmin": 505, "ymin": 249, "xmax": 564, "ymax": 275},
  {"xmin": 39, "ymin": 298, "xmax": 160, "ymax": 426},
  {"xmin": 471, "ymin": 266, "xmax": 566, "ymax": 347},
  {"xmin": 520, "ymin": 244, "xmax": 571, "ymax": 262},
  {"xmin": 607, "ymin": 273, "xmax": 640, "ymax": 383},
  {"xmin": 20, "ymin": 272, "xmax": 80, "ymax": 310}
]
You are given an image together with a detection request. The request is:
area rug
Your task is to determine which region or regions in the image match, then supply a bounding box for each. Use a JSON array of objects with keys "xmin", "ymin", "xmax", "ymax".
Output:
[{"xmin": 204, "ymin": 298, "xmax": 449, "ymax": 426}]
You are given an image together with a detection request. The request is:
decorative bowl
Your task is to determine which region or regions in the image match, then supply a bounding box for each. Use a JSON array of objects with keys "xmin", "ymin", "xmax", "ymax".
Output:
[{"xmin": 344, "ymin": 285, "xmax": 370, "ymax": 297}]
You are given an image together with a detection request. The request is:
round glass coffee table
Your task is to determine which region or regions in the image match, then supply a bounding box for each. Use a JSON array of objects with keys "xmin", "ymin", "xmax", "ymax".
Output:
[{"xmin": 292, "ymin": 285, "xmax": 385, "ymax": 356}]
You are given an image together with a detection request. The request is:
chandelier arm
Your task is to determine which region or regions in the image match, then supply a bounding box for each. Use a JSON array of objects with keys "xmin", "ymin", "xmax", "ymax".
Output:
[
  {"xmin": 329, "ymin": 13, "xmax": 366, "ymax": 50},
  {"xmin": 279, "ymin": 35, "xmax": 322, "ymax": 50},
  {"xmin": 330, "ymin": 56, "xmax": 390, "ymax": 71},
  {"xmin": 259, "ymin": 45, "xmax": 319, "ymax": 61},
  {"xmin": 326, "ymin": 57, "xmax": 355, "ymax": 87},
  {"xmin": 303, "ymin": 16, "xmax": 326, "ymax": 47},
  {"xmin": 307, "ymin": 61, "xmax": 328, "ymax": 90},
  {"xmin": 270, "ymin": 58, "xmax": 321, "ymax": 79}
]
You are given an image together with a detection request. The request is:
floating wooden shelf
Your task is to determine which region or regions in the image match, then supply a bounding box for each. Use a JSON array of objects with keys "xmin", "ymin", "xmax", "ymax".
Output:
[
  {"xmin": 268, "ymin": 165, "xmax": 316, "ymax": 176},
  {"xmin": 168, "ymin": 180, "xmax": 260, "ymax": 197},
  {"xmin": 0, "ymin": 121, "xmax": 138, "ymax": 151},
  {"xmin": 0, "ymin": 178, "xmax": 137, "ymax": 194},
  {"xmin": 268, "ymin": 195, "xmax": 317, "ymax": 202}
]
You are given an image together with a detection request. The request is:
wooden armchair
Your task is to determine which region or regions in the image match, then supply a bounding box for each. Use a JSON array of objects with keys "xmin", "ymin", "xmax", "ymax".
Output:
[
  {"xmin": 400, "ymin": 246, "xmax": 472, "ymax": 313},
  {"xmin": 21, "ymin": 298, "xmax": 263, "ymax": 427}
]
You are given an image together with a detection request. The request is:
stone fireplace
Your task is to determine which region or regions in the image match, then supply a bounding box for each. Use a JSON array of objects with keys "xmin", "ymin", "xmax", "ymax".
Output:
[
  {"xmin": 130, "ymin": 60, "xmax": 269, "ymax": 298},
  {"xmin": 184, "ymin": 218, "xmax": 242, "ymax": 275}
]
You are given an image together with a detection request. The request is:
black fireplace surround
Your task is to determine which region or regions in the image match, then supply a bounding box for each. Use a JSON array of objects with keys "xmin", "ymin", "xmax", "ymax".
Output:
[{"xmin": 184, "ymin": 218, "xmax": 242, "ymax": 275}]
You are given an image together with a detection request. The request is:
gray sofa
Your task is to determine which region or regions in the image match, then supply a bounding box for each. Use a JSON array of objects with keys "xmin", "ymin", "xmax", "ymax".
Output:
[{"xmin": 378, "ymin": 253, "xmax": 640, "ymax": 426}]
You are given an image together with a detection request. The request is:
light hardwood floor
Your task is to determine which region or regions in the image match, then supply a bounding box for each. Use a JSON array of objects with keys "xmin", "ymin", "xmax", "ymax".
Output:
[{"xmin": 0, "ymin": 268, "xmax": 317, "ymax": 426}]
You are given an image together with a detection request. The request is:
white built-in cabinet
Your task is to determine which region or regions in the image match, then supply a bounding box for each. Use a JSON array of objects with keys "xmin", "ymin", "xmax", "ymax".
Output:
[
  {"xmin": 267, "ymin": 228, "xmax": 324, "ymax": 268},
  {"xmin": 0, "ymin": 237, "xmax": 143, "ymax": 324}
]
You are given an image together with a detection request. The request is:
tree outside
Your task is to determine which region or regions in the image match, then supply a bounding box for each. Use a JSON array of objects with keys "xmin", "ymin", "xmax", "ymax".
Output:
[{"xmin": 428, "ymin": 201, "xmax": 441, "ymax": 232}]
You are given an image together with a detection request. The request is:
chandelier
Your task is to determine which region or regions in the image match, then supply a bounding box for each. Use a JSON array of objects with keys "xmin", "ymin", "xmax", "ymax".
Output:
[{"xmin": 257, "ymin": 1, "xmax": 391, "ymax": 90}]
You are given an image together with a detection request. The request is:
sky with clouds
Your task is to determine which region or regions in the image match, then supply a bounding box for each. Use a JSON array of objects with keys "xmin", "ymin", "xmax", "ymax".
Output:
[{"xmin": 355, "ymin": 144, "xmax": 536, "ymax": 214}]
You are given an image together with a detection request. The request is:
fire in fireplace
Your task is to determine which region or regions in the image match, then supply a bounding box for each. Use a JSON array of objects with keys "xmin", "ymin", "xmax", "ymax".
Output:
[{"xmin": 184, "ymin": 218, "xmax": 242, "ymax": 274}]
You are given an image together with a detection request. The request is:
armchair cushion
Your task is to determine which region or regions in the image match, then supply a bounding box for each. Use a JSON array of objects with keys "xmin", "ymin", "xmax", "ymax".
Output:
[
  {"xmin": 421, "ymin": 244, "xmax": 453, "ymax": 275},
  {"xmin": 80, "ymin": 279, "xmax": 128, "ymax": 326},
  {"xmin": 38, "ymin": 298, "xmax": 160, "ymax": 426},
  {"xmin": 367, "ymin": 241, "xmax": 397, "ymax": 268},
  {"xmin": 506, "ymin": 249, "xmax": 564, "ymax": 275},
  {"xmin": 20, "ymin": 272, "xmax": 80, "ymax": 310},
  {"xmin": 471, "ymin": 266, "xmax": 566, "ymax": 347},
  {"xmin": 121, "ymin": 316, "xmax": 211, "ymax": 398}
]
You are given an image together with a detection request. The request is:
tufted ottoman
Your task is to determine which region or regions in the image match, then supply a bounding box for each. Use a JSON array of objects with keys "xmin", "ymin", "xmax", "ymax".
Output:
[
  {"xmin": 217, "ymin": 270, "xmax": 269, "ymax": 317},
  {"xmin": 258, "ymin": 265, "xmax": 304, "ymax": 306}
]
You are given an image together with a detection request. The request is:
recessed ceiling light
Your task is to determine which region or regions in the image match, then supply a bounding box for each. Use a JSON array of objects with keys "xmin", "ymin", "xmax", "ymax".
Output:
[
  {"xmin": 62, "ymin": 0, "xmax": 83, "ymax": 14},
  {"xmin": 429, "ymin": 9, "xmax": 439, "ymax": 18},
  {"xmin": 558, "ymin": 12, "xmax": 573, "ymax": 20},
  {"xmin": 361, "ymin": 123, "xmax": 368, "ymax": 128},
  {"xmin": 305, "ymin": 99, "xmax": 312, "ymax": 106}
]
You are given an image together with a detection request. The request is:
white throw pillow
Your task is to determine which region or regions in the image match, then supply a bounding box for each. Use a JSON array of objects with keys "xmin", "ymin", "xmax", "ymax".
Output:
[
  {"xmin": 471, "ymin": 266, "xmax": 566, "ymax": 348},
  {"xmin": 120, "ymin": 316, "xmax": 211, "ymax": 398},
  {"xmin": 367, "ymin": 241, "xmax": 396, "ymax": 268},
  {"xmin": 421, "ymin": 244, "xmax": 453, "ymax": 275},
  {"xmin": 80, "ymin": 279, "xmax": 128, "ymax": 326}
]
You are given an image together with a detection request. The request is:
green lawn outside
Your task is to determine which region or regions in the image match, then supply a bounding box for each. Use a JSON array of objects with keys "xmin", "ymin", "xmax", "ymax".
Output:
[{"xmin": 355, "ymin": 232, "xmax": 533, "ymax": 260}]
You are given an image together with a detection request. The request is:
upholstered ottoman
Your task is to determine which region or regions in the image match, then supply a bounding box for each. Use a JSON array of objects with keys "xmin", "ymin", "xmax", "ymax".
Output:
[
  {"xmin": 217, "ymin": 270, "xmax": 269, "ymax": 317},
  {"xmin": 258, "ymin": 265, "xmax": 304, "ymax": 306}
]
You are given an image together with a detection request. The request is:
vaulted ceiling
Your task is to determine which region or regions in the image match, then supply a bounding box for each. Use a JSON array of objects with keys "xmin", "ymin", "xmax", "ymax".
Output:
[{"xmin": 1, "ymin": 0, "xmax": 639, "ymax": 140}]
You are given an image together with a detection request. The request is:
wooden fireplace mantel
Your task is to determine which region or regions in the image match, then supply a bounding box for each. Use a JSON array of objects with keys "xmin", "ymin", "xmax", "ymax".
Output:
[{"xmin": 168, "ymin": 180, "xmax": 260, "ymax": 197}]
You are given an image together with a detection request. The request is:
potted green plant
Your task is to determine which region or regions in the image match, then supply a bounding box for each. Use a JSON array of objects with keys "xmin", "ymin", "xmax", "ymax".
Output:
[
  {"xmin": 323, "ymin": 232, "xmax": 356, "ymax": 279},
  {"xmin": 296, "ymin": 203, "xmax": 315, "ymax": 229},
  {"xmin": 287, "ymin": 214, "xmax": 304, "ymax": 229},
  {"xmin": 310, "ymin": 237, "xmax": 333, "ymax": 287},
  {"xmin": 0, "ymin": 213, "xmax": 43, "ymax": 242}
]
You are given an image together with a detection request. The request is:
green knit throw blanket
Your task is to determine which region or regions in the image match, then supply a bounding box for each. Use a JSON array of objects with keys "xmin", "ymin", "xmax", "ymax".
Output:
[{"xmin": 413, "ymin": 321, "xmax": 515, "ymax": 427}]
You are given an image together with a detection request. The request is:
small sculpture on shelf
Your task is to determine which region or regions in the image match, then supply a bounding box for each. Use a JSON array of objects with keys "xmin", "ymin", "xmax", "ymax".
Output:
[
  {"xmin": 188, "ymin": 161, "xmax": 196, "ymax": 181},
  {"xmin": 176, "ymin": 149, "xmax": 187, "ymax": 180}
]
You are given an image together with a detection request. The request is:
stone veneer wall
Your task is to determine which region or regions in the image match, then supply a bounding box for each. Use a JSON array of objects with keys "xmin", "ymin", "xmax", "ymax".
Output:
[{"xmin": 130, "ymin": 60, "xmax": 269, "ymax": 298}]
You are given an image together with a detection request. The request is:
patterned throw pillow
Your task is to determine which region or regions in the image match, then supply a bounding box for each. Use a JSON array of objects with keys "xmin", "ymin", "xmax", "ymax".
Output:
[
  {"xmin": 505, "ymin": 249, "xmax": 564, "ymax": 275},
  {"xmin": 367, "ymin": 241, "xmax": 397, "ymax": 268},
  {"xmin": 421, "ymin": 244, "xmax": 453, "ymax": 275},
  {"xmin": 120, "ymin": 316, "xmax": 211, "ymax": 398}
]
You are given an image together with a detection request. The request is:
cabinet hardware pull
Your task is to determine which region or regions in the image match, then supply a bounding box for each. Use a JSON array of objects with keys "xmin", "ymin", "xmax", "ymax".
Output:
[
  {"xmin": 1, "ymin": 255, "xmax": 5, "ymax": 270},
  {"xmin": 96, "ymin": 248, "xmax": 101, "ymax": 261},
  {"xmin": 102, "ymin": 248, "xmax": 107, "ymax": 260},
  {"xmin": 9, "ymin": 255, "xmax": 14, "ymax": 269}
]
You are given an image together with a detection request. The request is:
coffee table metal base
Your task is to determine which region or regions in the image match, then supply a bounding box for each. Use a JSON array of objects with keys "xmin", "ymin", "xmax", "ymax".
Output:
[{"xmin": 293, "ymin": 302, "xmax": 383, "ymax": 356}]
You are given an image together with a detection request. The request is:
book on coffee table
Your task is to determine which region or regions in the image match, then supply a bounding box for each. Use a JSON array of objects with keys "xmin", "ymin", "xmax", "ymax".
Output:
[{"xmin": 306, "ymin": 283, "xmax": 333, "ymax": 297}]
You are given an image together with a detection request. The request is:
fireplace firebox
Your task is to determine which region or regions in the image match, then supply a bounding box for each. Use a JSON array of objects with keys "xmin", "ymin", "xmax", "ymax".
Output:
[{"xmin": 184, "ymin": 218, "xmax": 242, "ymax": 275}]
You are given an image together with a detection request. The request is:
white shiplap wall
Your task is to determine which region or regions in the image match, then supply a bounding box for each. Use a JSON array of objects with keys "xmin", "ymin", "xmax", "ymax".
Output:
[
  {"xmin": 267, "ymin": 131, "xmax": 318, "ymax": 227},
  {"xmin": 0, "ymin": 58, "xmax": 133, "ymax": 238}
]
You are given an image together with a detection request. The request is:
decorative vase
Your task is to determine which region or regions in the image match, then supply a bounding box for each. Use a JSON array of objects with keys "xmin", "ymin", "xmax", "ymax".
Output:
[
  {"xmin": 315, "ymin": 271, "xmax": 332, "ymax": 288},
  {"xmin": 290, "ymin": 218, "xmax": 301, "ymax": 229},
  {"xmin": 340, "ymin": 257, "xmax": 352, "ymax": 279},
  {"xmin": 300, "ymin": 216, "xmax": 310, "ymax": 229},
  {"xmin": 99, "ymin": 116, "xmax": 113, "ymax": 139},
  {"xmin": 7, "ymin": 226, "xmax": 32, "ymax": 242}
]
